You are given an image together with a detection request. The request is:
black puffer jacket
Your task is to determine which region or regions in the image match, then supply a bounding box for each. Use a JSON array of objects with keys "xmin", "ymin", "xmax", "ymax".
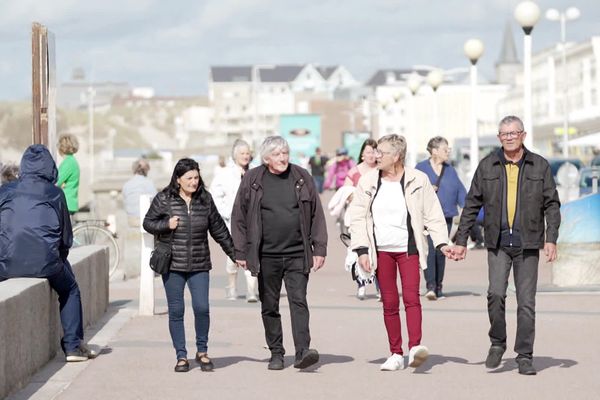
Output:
[{"xmin": 143, "ymin": 188, "xmax": 235, "ymax": 273}]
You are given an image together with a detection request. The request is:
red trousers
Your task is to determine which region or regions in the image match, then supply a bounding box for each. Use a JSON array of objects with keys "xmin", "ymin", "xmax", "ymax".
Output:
[{"xmin": 376, "ymin": 251, "xmax": 422, "ymax": 355}]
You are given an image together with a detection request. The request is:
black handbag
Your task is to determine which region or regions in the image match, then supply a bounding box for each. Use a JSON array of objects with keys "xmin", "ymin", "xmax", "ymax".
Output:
[{"xmin": 149, "ymin": 202, "xmax": 174, "ymax": 274}]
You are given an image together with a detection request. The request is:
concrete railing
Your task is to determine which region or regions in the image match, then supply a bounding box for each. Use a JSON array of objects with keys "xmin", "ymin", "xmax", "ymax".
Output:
[{"xmin": 0, "ymin": 246, "xmax": 109, "ymax": 399}]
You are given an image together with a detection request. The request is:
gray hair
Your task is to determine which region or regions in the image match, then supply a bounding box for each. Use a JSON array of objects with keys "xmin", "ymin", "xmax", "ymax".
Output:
[
  {"xmin": 132, "ymin": 158, "xmax": 150, "ymax": 176},
  {"xmin": 498, "ymin": 115, "xmax": 524, "ymax": 132},
  {"xmin": 231, "ymin": 139, "xmax": 250, "ymax": 161},
  {"xmin": 0, "ymin": 162, "xmax": 19, "ymax": 184},
  {"xmin": 426, "ymin": 136, "xmax": 449, "ymax": 155},
  {"xmin": 259, "ymin": 136, "xmax": 289, "ymax": 164},
  {"xmin": 378, "ymin": 134, "xmax": 407, "ymax": 165}
]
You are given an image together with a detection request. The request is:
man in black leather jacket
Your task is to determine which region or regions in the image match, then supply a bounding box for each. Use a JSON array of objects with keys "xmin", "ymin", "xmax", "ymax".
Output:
[{"xmin": 453, "ymin": 116, "xmax": 561, "ymax": 376}]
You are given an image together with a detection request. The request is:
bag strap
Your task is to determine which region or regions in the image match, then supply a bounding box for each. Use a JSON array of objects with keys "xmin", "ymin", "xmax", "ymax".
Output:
[{"xmin": 434, "ymin": 163, "xmax": 446, "ymax": 192}]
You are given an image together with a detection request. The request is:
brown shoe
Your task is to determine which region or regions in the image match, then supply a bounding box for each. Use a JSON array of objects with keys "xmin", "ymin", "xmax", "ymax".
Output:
[{"xmin": 195, "ymin": 352, "xmax": 214, "ymax": 372}]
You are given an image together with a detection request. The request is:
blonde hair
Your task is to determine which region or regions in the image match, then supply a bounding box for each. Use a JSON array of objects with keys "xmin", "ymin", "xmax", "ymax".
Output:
[
  {"xmin": 57, "ymin": 134, "xmax": 79, "ymax": 155},
  {"xmin": 378, "ymin": 134, "xmax": 407, "ymax": 165}
]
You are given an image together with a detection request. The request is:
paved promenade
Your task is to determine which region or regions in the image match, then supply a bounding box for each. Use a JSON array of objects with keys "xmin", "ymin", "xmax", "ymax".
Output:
[{"xmin": 10, "ymin": 199, "xmax": 600, "ymax": 400}]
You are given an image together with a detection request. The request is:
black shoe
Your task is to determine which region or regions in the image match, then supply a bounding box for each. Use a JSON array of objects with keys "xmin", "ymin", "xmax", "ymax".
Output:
[
  {"xmin": 485, "ymin": 346, "xmax": 505, "ymax": 369},
  {"xmin": 268, "ymin": 354, "xmax": 284, "ymax": 370},
  {"xmin": 195, "ymin": 352, "xmax": 214, "ymax": 372},
  {"xmin": 174, "ymin": 359, "xmax": 189, "ymax": 372},
  {"xmin": 294, "ymin": 348, "xmax": 319, "ymax": 369},
  {"xmin": 65, "ymin": 345, "xmax": 97, "ymax": 362},
  {"xmin": 517, "ymin": 358, "xmax": 537, "ymax": 375}
]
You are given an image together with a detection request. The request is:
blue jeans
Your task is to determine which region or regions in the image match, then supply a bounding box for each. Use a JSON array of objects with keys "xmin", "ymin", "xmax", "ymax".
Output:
[
  {"xmin": 162, "ymin": 270, "xmax": 210, "ymax": 360},
  {"xmin": 313, "ymin": 176, "xmax": 324, "ymax": 194},
  {"xmin": 47, "ymin": 260, "xmax": 84, "ymax": 353},
  {"xmin": 425, "ymin": 218, "xmax": 453, "ymax": 296}
]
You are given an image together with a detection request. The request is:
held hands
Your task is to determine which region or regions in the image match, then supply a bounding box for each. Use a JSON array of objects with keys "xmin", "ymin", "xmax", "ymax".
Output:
[
  {"xmin": 444, "ymin": 245, "xmax": 467, "ymax": 261},
  {"xmin": 236, "ymin": 260, "xmax": 247, "ymax": 270},
  {"xmin": 168, "ymin": 216, "xmax": 180, "ymax": 230}
]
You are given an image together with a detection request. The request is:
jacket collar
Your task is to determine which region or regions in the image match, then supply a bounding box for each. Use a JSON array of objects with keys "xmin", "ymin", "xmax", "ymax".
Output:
[
  {"xmin": 250, "ymin": 164, "xmax": 305, "ymax": 190},
  {"xmin": 493, "ymin": 146, "xmax": 532, "ymax": 166}
]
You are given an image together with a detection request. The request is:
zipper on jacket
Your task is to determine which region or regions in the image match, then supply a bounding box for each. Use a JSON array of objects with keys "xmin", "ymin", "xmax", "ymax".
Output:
[{"xmin": 187, "ymin": 201, "xmax": 192, "ymax": 270}]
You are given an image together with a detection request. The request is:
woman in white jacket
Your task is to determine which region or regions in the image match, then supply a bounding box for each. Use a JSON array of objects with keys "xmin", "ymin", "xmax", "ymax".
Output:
[
  {"xmin": 348, "ymin": 134, "xmax": 453, "ymax": 371},
  {"xmin": 210, "ymin": 139, "xmax": 258, "ymax": 302}
]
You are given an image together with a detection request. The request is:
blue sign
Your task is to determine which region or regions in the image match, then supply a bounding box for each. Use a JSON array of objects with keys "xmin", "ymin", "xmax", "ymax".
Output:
[{"xmin": 279, "ymin": 114, "xmax": 321, "ymax": 164}]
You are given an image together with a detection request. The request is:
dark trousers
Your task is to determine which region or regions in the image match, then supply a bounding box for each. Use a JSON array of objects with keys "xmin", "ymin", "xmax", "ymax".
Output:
[
  {"xmin": 47, "ymin": 260, "xmax": 84, "ymax": 353},
  {"xmin": 162, "ymin": 270, "xmax": 210, "ymax": 360},
  {"xmin": 313, "ymin": 176, "xmax": 324, "ymax": 194},
  {"xmin": 259, "ymin": 256, "xmax": 310, "ymax": 358},
  {"xmin": 424, "ymin": 218, "xmax": 453, "ymax": 296},
  {"xmin": 487, "ymin": 247, "xmax": 539, "ymax": 359}
]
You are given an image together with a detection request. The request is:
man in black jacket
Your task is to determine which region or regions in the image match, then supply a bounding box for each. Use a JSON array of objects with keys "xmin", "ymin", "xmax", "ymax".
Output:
[
  {"xmin": 0, "ymin": 145, "xmax": 95, "ymax": 362},
  {"xmin": 453, "ymin": 116, "xmax": 561, "ymax": 375},
  {"xmin": 231, "ymin": 136, "xmax": 328, "ymax": 371}
]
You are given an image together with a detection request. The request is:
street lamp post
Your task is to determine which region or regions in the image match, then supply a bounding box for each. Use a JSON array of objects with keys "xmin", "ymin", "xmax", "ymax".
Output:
[
  {"xmin": 427, "ymin": 69, "xmax": 443, "ymax": 139},
  {"xmin": 406, "ymin": 72, "xmax": 421, "ymax": 167},
  {"xmin": 546, "ymin": 6, "xmax": 580, "ymax": 157},
  {"xmin": 464, "ymin": 38, "xmax": 484, "ymax": 177},
  {"xmin": 515, "ymin": 1, "xmax": 541, "ymax": 149}
]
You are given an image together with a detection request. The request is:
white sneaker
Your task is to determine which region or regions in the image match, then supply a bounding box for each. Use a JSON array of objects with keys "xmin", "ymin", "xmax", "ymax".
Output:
[
  {"xmin": 380, "ymin": 354, "xmax": 406, "ymax": 371},
  {"xmin": 425, "ymin": 290, "xmax": 437, "ymax": 301},
  {"xmin": 408, "ymin": 345, "xmax": 429, "ymax": 368},
  {"xmin": 246, "ymin": 294, "xmax": 258, "ymax": 303},
  {"xmin": 357, "ymin": 286, "xmax": 366, "ymax": 300}
]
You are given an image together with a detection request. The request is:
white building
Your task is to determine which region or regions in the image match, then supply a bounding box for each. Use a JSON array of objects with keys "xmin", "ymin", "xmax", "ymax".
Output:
[
  {"xmin": 365, "ymin": 68, "xmax": 509, "ymax": 166},
  {"xmin": 208, "ymin": 64, "xmax": 358, "ymax": 149},
  {"xmin": 497, "ymin": 36, "xmax": 600, "ymax": 158}
]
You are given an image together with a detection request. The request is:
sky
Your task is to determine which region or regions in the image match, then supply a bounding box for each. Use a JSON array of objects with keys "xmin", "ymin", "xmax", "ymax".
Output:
[{"xmin": 0, "ymin": 0, "xmax": 599, "ymax": 100}]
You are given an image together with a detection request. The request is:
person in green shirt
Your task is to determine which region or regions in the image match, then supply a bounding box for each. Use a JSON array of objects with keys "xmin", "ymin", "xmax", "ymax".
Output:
[{"xmin": 57, "ymin": 134, "xmax": 80, "ymax": 214}]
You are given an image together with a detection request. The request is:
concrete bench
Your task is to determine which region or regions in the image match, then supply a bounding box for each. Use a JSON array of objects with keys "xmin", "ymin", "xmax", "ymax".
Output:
[{"xmin": 0, "ymin": 246, "xmax": 109, "ymax": 399}]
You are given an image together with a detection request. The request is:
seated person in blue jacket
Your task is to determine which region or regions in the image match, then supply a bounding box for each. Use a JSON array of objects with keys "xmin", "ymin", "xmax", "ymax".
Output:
[{"xmin": 0, "ymin": 144, "xmax": 96, "ymax": 362}]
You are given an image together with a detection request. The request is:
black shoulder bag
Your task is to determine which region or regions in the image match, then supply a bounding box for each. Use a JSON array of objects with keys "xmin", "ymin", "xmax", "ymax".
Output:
[
  {"xmin": 149, "ymin": 200, "xmax": 174, "ymax": 275},
  {"xmin": 433, "ymin": 163, "xmax": 446, "ymax": 193}
]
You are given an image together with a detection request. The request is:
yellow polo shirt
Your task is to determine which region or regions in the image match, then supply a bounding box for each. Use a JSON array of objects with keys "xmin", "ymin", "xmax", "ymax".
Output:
[{"xmin": 505, "ymin": 163, "xmax": 519, "ymax": 228}]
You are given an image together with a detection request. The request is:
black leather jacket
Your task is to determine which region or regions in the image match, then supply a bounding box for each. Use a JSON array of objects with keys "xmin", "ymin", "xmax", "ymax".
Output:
[
  {"xmin": 143, "ymin": 188, "xmax": 235, "ymax": 273},
  {"xmin": 456, "ymin": 148, "xmax": 561, "ymax": 249}
]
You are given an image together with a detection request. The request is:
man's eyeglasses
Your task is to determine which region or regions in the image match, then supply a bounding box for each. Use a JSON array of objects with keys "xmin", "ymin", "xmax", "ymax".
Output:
[{"xmin": 498, "ymin": 130, "xmax": 523, "ymax": 139}]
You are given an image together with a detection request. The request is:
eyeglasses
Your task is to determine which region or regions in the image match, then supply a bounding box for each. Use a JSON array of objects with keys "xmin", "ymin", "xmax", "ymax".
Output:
[
  {"xmin": 498, "ymin": 130, "xmax": 523, "ymax": 139},
  {"xmin": 374, "ymin": 149, "xmax": 394, "ymax": 157}
]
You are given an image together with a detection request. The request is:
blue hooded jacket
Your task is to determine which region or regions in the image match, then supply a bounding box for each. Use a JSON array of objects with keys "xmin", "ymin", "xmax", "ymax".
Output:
[{"xmin": 0, "ymin": 145, "xmax": 72, "ymax": 278}]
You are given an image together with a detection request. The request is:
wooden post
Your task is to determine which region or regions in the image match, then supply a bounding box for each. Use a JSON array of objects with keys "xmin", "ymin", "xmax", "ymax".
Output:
[{"xmin": 31, "ymin": 22, "xmax": 57, "ymax": 156}]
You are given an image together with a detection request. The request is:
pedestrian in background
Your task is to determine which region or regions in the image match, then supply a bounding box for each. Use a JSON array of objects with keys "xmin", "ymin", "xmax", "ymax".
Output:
[
  {"xmin": 0, "ymin": 145, "xmax": 96, "ymax": 362},
  {"xmin": 308, "ymin": 147, "xmax": 328, "ymax": 193},
  {"xmin": 231, "ymin": 136, "xmax": 328, "ymax": 371},
  {"xmin": 324, "ymin": 147, "xmax": 355, "ymax": 190},
  {"xmin": 122, "ymin": 158, "xmax": 157, "ymax": 227},
  {"xmin": 143, "ymin": 158, "xmax": 235, "ymax": 373},
  {"xmin": 344, "ymin": 138, "xmax": 380, "ymax": 300},
  {"xmin": 348, "ymin": 134, "xmax": 452, "ymax": 371},
  {"xmin": 416, "ymin": 136, "xmax": 466, "ymax": 300},
  {"xmin": 210, "ymin": 139, "xmax": 258, "ymax": 302},
  {"xmin": 57, "ymin": 134, "xmax": 81, "ymax": 215},
  {"xmin": 452, "ymin": 115, "xmax": 561, "ymax": 375}
]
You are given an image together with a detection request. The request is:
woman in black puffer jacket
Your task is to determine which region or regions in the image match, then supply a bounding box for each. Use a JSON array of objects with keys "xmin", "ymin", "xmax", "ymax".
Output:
[{"xmin": 144, "ymin": 158, "xmax": 235, "ymax": 373}]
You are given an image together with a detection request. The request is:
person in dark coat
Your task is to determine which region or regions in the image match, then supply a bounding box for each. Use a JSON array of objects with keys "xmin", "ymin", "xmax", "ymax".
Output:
[
  {"xmin": 231, "ymin": 136, "xmax": 328, "ymax": 371},
  {"xmin": 143, "ymin": 158, "xmax": 235, "ymax": 373},
  {"xmin": 452, "ymin": 115, "xmax": 561, "ymax": 376},
  {"xmin": 0, "ymin": 144, "xmax": 95, "ymax": 362}
]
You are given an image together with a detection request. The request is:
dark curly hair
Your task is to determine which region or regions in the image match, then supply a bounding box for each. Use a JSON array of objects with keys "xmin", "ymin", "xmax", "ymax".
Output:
[{"xmin": 163, "ymin": 158, "xmax": 206, "ymax": 200}]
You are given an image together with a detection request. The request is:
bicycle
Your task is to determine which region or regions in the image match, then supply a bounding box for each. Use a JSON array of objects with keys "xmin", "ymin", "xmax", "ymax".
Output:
[{"xmin": 72, "ymin": 218, "xmax": 121, "ymax": 278}]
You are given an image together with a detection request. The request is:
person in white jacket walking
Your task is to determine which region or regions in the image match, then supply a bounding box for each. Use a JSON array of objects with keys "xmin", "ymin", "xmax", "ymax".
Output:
[
  {"xmin": 348, "ymin": 134, "xmax": 454, "ymax": 371},
  {"xmin": 210, "ymin": 139, "xmax": 259, "ymax": 302}
]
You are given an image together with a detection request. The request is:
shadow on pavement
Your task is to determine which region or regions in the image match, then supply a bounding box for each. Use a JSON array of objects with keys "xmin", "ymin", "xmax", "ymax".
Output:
[
  {"xmin": 109, "ymin": 299, "xmax": 133, "ymax": 308},
  {"xmin": 488, "ymin": 356, "xmax": 578, "ymax": 374},
  {"xmin": 413, "ymin": 354, "xmax": 471, "ymax": 373},
  {"xmin": 213, "ymin": 356, "xmax": 265, "ymax": 368},
  {"xmin": 298, "ymin": 353, "xmax": 354, "ymax": 373},
  {"xmin": 440, "ymin": 291, "xmax": 482, "ymax": 298}
]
